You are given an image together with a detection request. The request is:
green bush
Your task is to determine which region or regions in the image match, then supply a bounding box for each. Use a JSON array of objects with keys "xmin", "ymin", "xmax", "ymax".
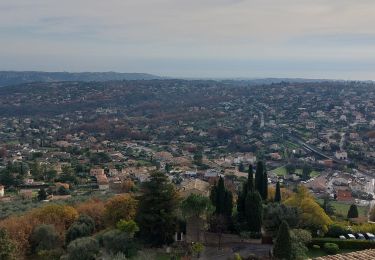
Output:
[
  {"xmin": 30, "ymin": 224, "xmax": 60, "ymax": 254},
  {"xmin": 326, "ymin": 224, "xmax": 350, "ymax": 238},
  {"xmin": 310, "ymin": 238, "xmax": 375, "ymax": 250},
  {"xmin": 323, "ymin": 243, "xmax": 339, "ymax": 254},
  {"xmin": 66, "ymin": 237, "xmax": 99, "ymax": 260}
]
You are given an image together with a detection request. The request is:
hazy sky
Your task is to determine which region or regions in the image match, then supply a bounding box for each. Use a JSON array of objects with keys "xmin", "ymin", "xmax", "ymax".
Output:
[{"xmin": 2, "ymin": 0, "xmax": 375, "ymax": 79}]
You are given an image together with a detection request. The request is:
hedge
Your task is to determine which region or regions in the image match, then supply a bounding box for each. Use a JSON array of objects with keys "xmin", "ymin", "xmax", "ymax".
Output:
[{"xmin": 310, "ymin": 238, "xmax": 375, "ymax": 250}]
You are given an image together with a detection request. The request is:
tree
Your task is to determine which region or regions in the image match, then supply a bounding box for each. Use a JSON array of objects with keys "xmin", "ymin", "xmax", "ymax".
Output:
[
  {"xmin": 104, "ymin": 194, "xmax": 137, "ymax": 226},
  {"xmin": 255, "ymin": 161, "xmax": 267, "ymax": 200},
  {"xmin": 274, "ymin": 181, "xmax": 281, "ymax": 202},
  {"xmin": 347, "ymin": 204, "xmax": 359, "ymax": 219},
  {"xmin": 137, "ymin": 171, "xmax": 179, "ymax": 246},
  {"xmin": 181, "ymin": 194, "xmax": 214, "ymax": 220},
  {"xmin": 76, "ymin": 198, "xmax": 106, "ymax": 229},
  {"xmin": 193, "ymin": 152, "xmax": 203, "ymax": 166},
  {"xmin": 263, "ymin": 203, "xmax": 299, "ymax": 236},
  {"xmin": 238, "ymin": 163, "xmax": 245, "ymax": 172},
  {"xmin": 116, "ymin": 220, "xmax": 139, "ymax": 237},
  {"xmin": 31, "ymin": 204, "xmax": 79, "ymax": 234},
  {"xmin": 290, "ymin": 229, "xmax": 312, "ymax": 260},
  {"xmin": 30, "ymin": 224, "xmax": 60, "ymax": 254},
  {"xmin": 210, "ymin": 177, "xmax": 233, "ymax": 219},
  {"xmin": 37, "ymin": 188, "xmax": 47, "ymax": 201},
  {"xmin": 302, "ymin": 165, "xmax": 312, "ymax": 181},
  {"xmin": 284, "ymin": 186, "xmax": 332, "ymax": 233},
  {"xmin": 66, "ymin": 237, "xmax": 99, "ymax": 260},
  {"xmin": 237, "ymin": 165, "xmax": 254, "ymax": 222},
  {"xmin": 262, "ymin": 170, "xmax": 268, "ymax": 201},
  {"xmin": 0, "ymin": 228, "xmax": 15, "ymax": 260},
  {"xmin": 255, "ymin": 161, "xmax": 264, "ymax": 195},
  {"xmin": 321, "ymin": 196, "xmax": 335, "ymax": 216},
  {"xmin": 245, "ymin": 191, "xmax": 263, "ymax": 233},
  {"xmin": 99, "ymin": 229, "xmax": 138, "ymax": 258},
  {"xmin": 273, "ymin": 221, "xmax": 292, "ymax": 260},
  {"xmin": 66, "ymin": 215, "xmax": 95, "ymax": 243},
  {"xmin": 285, "ymin": 164, "xmax": 296, "ymax": 174},
  {"xmin": 181, "ymin": 194, "xmax": 214, "ymax": 241}
]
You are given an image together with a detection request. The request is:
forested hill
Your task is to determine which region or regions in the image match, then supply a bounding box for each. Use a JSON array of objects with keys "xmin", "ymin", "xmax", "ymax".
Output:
[{"xmin": 0, "ymin": 71, "xmax": 161, "ymax": 86}]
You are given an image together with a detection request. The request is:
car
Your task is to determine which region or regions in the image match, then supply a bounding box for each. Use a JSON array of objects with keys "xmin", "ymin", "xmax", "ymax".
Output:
[
  {"xmin": 365, "ymin": 233, "xmax": 375, "ymax": 241},
  {"xmin": 356, "ymin": 233, "xmax": 366, "ymax": 240},
  {"xmin": 347, "ymin": 234, "xmax": 356, "ymax": 239},
  {"xmin": 339, "ymin": 235, "xmax": 346, "ymax": 240}
]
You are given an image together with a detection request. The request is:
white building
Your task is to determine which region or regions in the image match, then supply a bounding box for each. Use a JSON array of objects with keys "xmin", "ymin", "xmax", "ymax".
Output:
[{"xmin": 335, "ymin": 151, "xmax": 348, "ymax": 160}]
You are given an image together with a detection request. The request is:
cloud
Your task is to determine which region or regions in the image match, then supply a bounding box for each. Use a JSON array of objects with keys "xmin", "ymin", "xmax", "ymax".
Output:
[{"xmin": 1, "ymin": 0, "xmax": 375, "ymax": 79}]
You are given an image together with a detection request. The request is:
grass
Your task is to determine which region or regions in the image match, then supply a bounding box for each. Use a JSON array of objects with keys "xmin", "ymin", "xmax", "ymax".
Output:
[
  {"xmin": 272, "ymin": 166, "xmax": 288, "ymax": 176},
  {"xmin": 307, "ymin": 248, "xmax": 356, "ymax": 258},
  {"xmin": 271, "ymin": 166, "xmax": 320, "ymax": 178},
  {"xmin": 317, "ymin": 199, "xmax": 368, "ymax": 217}
]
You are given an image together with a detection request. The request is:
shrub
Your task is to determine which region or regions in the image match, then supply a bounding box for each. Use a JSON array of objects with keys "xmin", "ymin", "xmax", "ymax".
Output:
[
  {"xmin": 347, "ymin": 204, "xmax": 359, "ymax": 219},
  {"xmin": 312, "ymin": 244, "xmax": 320, "ymax": 249},
  {"xmin": 30, "ymin": 224, "xmax": 60, "ymax": 254},
  {"xmin": 104, "ymin": 195, "xmax": 137, "ymax": 226},
  {"xmin": 66, "ymin": 237, "xmax": 99, "ymax": 260},
  {"xmin": 326, "ymin": 223, "xmax": 350, "ymax": 238},
  {"xmin": 324, "ymin": 243, "xmax": 339, "ymax": 254},
  {"xmin": 66, "ymin": 215, "xmax": 95, "ymax": 243},
  {"xmin": 311, "ymin": 238, "xmax": 375, "ymax": 250},
  {"xmin": 0, "ymin": 228, "xmax": 16, "ymax": 260},
  {"xmin": 98, "ymin": 229, "xmax": 138, "ymax": 258},
  {"xmin": 76, "ymin": 198, "xmax": 105, "ymax": 229}
]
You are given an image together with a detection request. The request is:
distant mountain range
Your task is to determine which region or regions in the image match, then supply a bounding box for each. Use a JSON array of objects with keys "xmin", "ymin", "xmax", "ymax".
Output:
[
  {"xmin": 0, "ymin": 71, "xmax": 361, "ymax": 87},
  {"xmin": 0, "ymin": 71, "xmax": 162, "ymax": 87}
]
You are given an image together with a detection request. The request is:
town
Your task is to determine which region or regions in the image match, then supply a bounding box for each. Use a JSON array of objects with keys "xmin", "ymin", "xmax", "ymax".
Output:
[{"xmin": 1, "ymin": 79, "xmax": 375, "ymax": 259}]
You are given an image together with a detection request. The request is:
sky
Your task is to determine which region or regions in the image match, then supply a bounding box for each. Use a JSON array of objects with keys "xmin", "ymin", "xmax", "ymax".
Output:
[{"xmin": 1, "ymin": 0, "xmax": 375, "ymax": 80}]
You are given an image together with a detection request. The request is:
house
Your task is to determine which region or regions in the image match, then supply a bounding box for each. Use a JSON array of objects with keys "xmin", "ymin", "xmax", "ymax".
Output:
[
  {"xmin": 96, "ymin": 174, "xmax": 109, "ymax": 190},
  {"xmin": 179, "ymin": 178, "xmax": 210, "ymax": 197},
  {"xmin": 90, "ymin": 168, "xmax": 105, "ymax": 176},
  {"xmin": 335, "ymin": 151, "xmax": 348, "ymax": 160},
  {"xmin": 19, "ymin": 189, "xmax": 33, "ymax": 199},
  {"xmin": 336, "ymin": 189, "xmax": 353, "ymax": 202}
]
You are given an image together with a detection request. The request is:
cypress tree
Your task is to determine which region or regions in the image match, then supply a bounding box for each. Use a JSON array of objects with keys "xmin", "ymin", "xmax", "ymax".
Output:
[
  {"xmin": 211, "ymin": 177, "xmax": 232, "ymax": 218},
  {"xmin": 262, "ymin": 170, "xmax": 268, "ymax": 201},
  {"xmin": 237, "ymin": 165, "xmax": 254, "ymax": 220},
  {"xmin": 347, "ymin": 204, "xmax": 359, "ymax": 219},
  {"xmin": 273, "ymin": 221, "xmax": 292, "ymax": 260},
  {"xmin": 247, "ymin": 164, "xmax": 254, "ymax": 192},
  {"xmin": 255, "ymin": 161, "xmax": 264, "ymax": 195},
  {"xmin": 274, "ymin": 181, "xmax": 281, "ymax": 202},
  {"xmin": 245, "ymin": 191, "xmax": 263, "ymax": 233}
]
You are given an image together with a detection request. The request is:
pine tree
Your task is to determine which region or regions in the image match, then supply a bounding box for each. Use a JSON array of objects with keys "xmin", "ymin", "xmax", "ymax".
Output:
[
  {"xmin": 137, "ymin": 171, "xmax": 179, "ymax": 246},
  {"xmin": 274, "ymin": 181, "xmax": 281, "ymax": 202},
  {"xmin": 347, "ymin": 204, "xmax": 359, "ymax": 219},
  {"xmin": 273, "ymin": 221, "xmax": 292, "ymax": 260}
]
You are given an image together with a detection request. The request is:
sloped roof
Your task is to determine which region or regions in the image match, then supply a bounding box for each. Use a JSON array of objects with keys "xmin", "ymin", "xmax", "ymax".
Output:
[{"xmin": 314, "ymin": 249, "xmax": 375, "ymax": 260}]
